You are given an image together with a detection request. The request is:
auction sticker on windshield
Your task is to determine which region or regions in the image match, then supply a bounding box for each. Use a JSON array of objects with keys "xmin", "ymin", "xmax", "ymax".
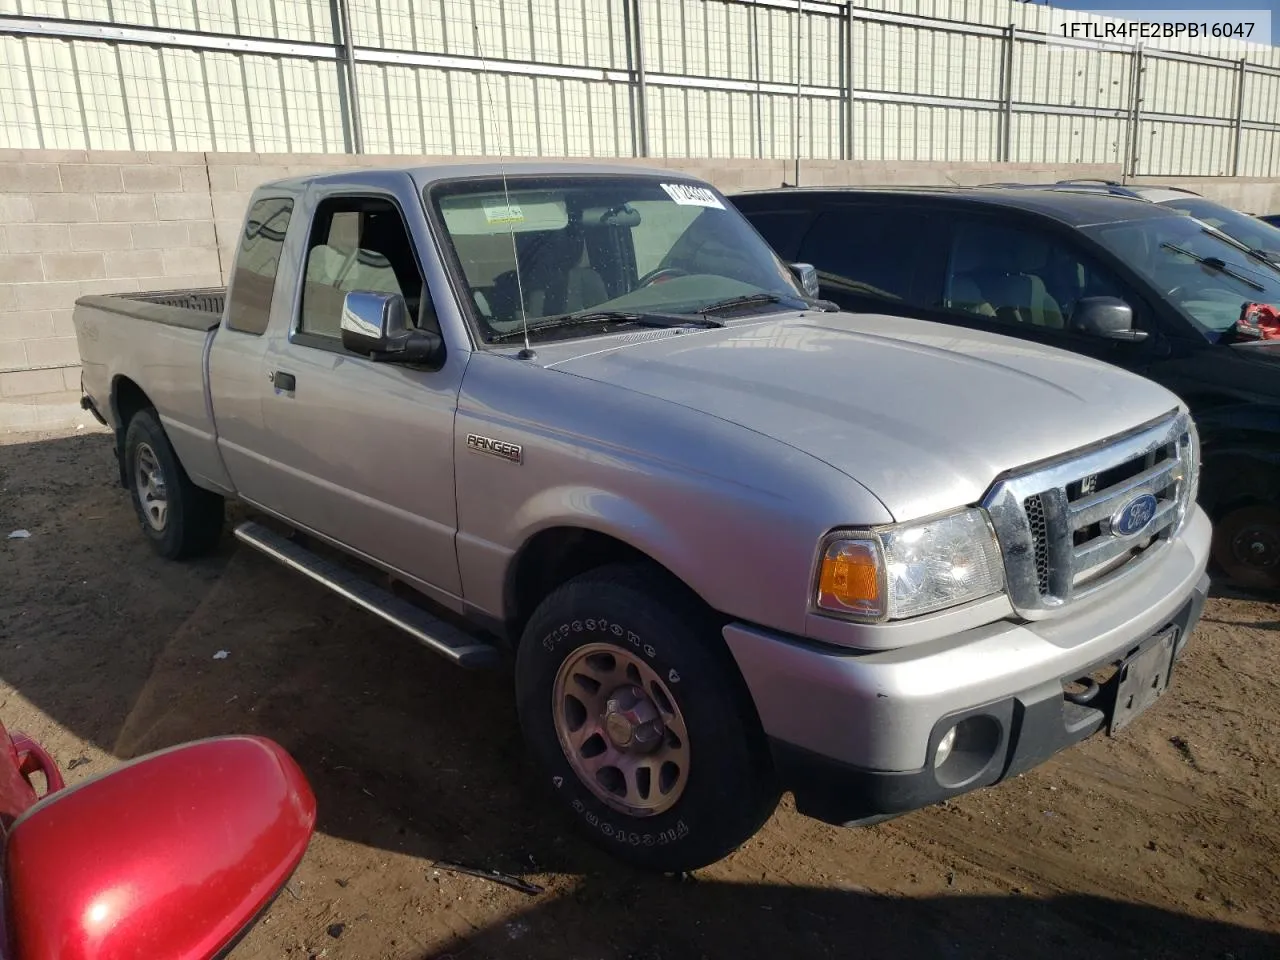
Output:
[
  {"xmin": 660, "ymin": 183, "xmax": 725, "ymax": 209},
  {"xmin": 483, "ymin": 199, "xmax": 525, "ymax": 224}
]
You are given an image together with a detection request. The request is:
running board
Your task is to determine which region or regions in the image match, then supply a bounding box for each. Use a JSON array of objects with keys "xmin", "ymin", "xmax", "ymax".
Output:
[{"xmin": 233, "ymin": 520, "xmax": 500, "ymax": 670}]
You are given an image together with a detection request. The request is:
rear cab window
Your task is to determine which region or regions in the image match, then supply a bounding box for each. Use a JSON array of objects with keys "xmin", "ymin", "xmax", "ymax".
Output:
[{"xmin": 226, "ymin": 197, "xmax": 293, "ymax": 335}]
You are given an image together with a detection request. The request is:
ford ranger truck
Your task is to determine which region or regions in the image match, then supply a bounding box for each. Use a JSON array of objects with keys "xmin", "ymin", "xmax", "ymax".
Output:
[{"xmin": 72, "ymin": 163, "xmax": 1212, "ymax": 872}]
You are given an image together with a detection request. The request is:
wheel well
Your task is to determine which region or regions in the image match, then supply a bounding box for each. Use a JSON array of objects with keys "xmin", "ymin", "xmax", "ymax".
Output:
[
  {"xmin": 112, "ymin": 376, "xmax": 152, "ymax": 430},
  {"xmin": 110, "ymin": 377, "xmax": 153, "ymax": 486},
  {"xmin": 506, "ymin": 528, "xmax": 685, "ymax": 641}
]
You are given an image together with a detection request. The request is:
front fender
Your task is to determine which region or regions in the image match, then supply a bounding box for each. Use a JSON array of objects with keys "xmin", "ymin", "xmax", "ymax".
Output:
[
  {"xmin": 507, "ymin": 485, "xmax": 711, "ymax": 600},
  {"xmin": 458, "ymin": 472, "xmax": 867, "ymax": 642}
]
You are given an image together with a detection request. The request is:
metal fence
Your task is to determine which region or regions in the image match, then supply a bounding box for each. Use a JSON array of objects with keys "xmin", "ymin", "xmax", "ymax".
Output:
[{"xmin": 2, "ymin": 0, "xmax": 1279, "ymax": 176}]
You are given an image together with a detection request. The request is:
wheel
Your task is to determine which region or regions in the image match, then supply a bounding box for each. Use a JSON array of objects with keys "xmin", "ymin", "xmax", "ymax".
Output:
[
  {"xmin": 123, "ymin": 408, "xmax": 225, "ymax": 560},
  {"xmin": 515, "ymin": 564, "xmax": 779, "ymax": 872},
  {"xmin": 1211, "ymin": 503, "xmax": 1280, "ymax": 592}
]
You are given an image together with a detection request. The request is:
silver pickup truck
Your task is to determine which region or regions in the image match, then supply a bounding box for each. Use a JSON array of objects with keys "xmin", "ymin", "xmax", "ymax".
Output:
[{"xmin": 74, "ymin": 162, "xmax": 1212, "ymax": 872}]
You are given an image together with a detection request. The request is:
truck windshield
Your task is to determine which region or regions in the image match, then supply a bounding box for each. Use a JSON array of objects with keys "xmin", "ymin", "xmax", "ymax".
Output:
[
  {"xmin": 1085, "ymin": 214, "xmax": 1280, "ymax": 341},
  {"xmin": 427, "ymin": 176, "xmax": 807, "ymax": 343}
]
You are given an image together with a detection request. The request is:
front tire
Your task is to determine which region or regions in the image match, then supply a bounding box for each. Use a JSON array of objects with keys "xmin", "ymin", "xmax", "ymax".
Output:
[
  {"xmin": 123, "ymin": 408, "xmax": 224, "ymax": 560},
  {"xmin": 1211, "ymin": 502, "xmax": 1280, "ymax": 592},
  {"xmin": 515, "ymin": 564, "xmax": 779, "ymax": 872}
]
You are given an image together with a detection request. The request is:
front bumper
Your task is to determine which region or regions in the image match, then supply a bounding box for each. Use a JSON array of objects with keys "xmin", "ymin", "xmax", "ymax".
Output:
[{"xmin": 723, "ymin": 506, "xmax": 1212, "ymax": 826}]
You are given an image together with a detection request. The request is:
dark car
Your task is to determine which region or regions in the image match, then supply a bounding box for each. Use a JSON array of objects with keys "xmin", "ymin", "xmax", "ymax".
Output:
[
  {"xmin": 1260, "ymin": 214, "xmax": 1280, "ymax": 229},
  {"xmin": 732, "ymin": 185, "xmax": 1280, "ymax": 591}
]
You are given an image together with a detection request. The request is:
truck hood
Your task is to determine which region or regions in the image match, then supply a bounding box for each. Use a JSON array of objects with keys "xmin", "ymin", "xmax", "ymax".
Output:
[{"xmin": 542, "ymin": 311, "xmax": 1181, "ymax": 521}]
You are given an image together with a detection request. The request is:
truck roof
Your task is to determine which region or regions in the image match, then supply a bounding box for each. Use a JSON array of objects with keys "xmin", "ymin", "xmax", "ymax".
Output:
[
  {"xmin": 732, "ymin": 184, "xmax": 1184, "ymax": 229},
  {"xmin": 256, "ymin": 160, "xmax": 702, "ymax": 193}
]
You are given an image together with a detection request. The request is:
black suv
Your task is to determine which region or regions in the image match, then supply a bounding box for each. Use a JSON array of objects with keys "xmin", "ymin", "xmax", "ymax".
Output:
[{"xmin": 732, "ymin": 186, "xmax": 1280, "ymax": 591}]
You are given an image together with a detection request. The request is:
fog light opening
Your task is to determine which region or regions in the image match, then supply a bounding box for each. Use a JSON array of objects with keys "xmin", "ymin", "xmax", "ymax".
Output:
[
  {"xmin": 934, "ymin": 725, "xmax": 957, "ymax": 768},
  {"xmin": 934, "ymin": 715, "xmax": 1002, "ymax": 790}
]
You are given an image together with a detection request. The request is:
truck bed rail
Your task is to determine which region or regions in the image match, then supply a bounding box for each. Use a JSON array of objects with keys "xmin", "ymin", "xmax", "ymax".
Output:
[{"xmin": 75, "ymin": 287, "xmax": 226, "ymax": 333}]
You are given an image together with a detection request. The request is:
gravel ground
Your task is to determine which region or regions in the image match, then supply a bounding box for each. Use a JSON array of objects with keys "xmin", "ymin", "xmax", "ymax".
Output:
[{"xmin": 2, "ymin": 427, "xmax": 1277, "ymax": 960}]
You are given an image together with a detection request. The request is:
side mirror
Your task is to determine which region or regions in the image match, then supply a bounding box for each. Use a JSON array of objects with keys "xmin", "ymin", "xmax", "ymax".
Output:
[
  {"xmin": 341, "ymin": 291, "xmax": 444, "ymax": 365},
  {"xmin": 4, "ymin": 736, "xmax": 315, "ymax": 960},
  {"xmin": 789, "ymin": 262, "xmax": 820, "ymax": 298},
  {"xmin": 1072, "ymin": 296, "xmax": 1149, "ymax": 342}
]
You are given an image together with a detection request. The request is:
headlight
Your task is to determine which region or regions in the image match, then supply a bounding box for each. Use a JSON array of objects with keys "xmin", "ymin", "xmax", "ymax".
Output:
[{"xmin": 816, "ymin": 509, "xmax": 1006, "ymax": 621}]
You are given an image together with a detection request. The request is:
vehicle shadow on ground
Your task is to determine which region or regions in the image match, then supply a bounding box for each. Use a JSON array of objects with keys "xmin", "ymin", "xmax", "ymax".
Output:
[
  {"xmin": 0, "ymin": 433, "xmax": 606, "ymax": 869},
  {"xmin": 3, "ymin": 434, "xmax": 1278, "ymax": 960},
  {"xmin": 423, "ymin": 882, "xmax": 1280, "ymax": 960}
]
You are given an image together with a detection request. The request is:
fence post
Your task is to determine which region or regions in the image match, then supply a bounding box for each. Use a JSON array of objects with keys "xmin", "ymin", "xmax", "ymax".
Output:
[
  {"xmin": 751, "ymin": 2, "xmax": 764, "ymax": 159},
  {"xmin": 334, "ymin": 0, "xmax": 364, "ymax": 153},
  {"xmin": 1232, "ymin": 58, "xmax": 1247, "ymax": 177},
  {"xmin": 844, "ymin": 2, "xmax": 855, "ymax": 162},
  {"xmin": 793, "ymin": 0, "xmax": 803, "ymax": 185},
  {"xmin": 1001, "ymin": 24, "xmax": 1015, "ymax": 162},
  {"xmin": 627, "ymin": 0, "xmax": 650, "ymax": 158},
  {"xmin": 1125, "ymin": 45, "xmax": 1144, "ymax": 179}
]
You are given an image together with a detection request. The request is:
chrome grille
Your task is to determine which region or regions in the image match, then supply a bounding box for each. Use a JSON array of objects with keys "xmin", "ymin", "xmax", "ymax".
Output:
[{"xmin": 983, "ymin": 412, "xmax": 1198, "ymax": 619}]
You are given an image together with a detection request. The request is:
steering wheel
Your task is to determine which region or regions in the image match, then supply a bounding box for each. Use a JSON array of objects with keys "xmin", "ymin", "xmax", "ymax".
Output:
[{"xmin": 637, "ymin": 266, "xmax": 689, "ymax": 287}]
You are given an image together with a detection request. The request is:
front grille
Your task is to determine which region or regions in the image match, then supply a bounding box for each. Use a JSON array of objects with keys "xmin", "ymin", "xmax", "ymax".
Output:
[
  {"xmin": 983, "ymin": 413, "xmax": 1197, "ymax": 618},
  {"xmin": 1024, "ymin": 494, "xmax": 1051, "ymax": 594}
]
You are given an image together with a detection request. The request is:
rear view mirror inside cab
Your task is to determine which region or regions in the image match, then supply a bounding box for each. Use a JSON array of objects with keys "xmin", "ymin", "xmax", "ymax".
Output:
[
  {"xmin": 441, "ymin": 192, "xmax": 569, "ymax": 234},
  {"xmin": 582, "ymin": 204, "xmax": 642, "ymax": 228}
]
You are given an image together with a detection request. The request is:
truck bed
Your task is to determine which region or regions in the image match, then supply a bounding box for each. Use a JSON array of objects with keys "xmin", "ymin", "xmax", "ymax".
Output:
[{"xmin": 73, "ymin": 286, "xmax": 233, "ymax": 495}]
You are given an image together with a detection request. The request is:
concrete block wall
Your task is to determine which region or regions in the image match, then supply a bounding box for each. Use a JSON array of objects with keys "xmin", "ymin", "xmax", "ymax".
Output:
[
  {"xmin": 2, "ymin": 147, "xmax": 1276, "ymax": 434},
  {"xmin": 0, "ymin": 150, "xmax": 224, "ymax": 431}
]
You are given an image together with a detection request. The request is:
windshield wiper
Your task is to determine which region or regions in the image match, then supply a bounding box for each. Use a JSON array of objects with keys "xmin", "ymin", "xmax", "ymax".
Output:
[
  {"xmin": 698, "ymin": 291, "xmax": 838, "ymax": 316},
  {"xmin": 1159, "ymin": 241, "xmax": 1265, "ymax": 292},
  {"xmin": 486, "ymin": 309, "xmax": 723, "ymax": 344},
  {"xmin": 698, "ymin": 292, "xmax": 833, "ymax": 316},
  {"xmin": 1192, "ymin": 225, "xmax": 1280, "ymax": 275}
]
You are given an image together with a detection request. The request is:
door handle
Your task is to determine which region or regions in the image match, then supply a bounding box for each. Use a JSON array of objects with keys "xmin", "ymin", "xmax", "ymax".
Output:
[{"xmin": 270, "ymin": 371, "xmax": 296, "ymax": 392}]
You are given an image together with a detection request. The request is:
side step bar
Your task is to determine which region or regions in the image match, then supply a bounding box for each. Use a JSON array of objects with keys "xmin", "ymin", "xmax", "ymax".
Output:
[{"xmin": 233, "ymin": 520, "xmax": 500, "ymax": 670}]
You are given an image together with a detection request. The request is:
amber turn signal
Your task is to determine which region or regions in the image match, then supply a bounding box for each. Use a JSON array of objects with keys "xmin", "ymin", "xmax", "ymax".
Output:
[{"xmin": 817, "ymin": 539, "xmax": 883, "ymax": 618}]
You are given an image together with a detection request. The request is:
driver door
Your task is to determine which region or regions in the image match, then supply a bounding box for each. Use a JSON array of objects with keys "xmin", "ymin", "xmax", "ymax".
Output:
[{"xmin": 252, "ymin": 183, "xmax": 466, "ymax": 603}]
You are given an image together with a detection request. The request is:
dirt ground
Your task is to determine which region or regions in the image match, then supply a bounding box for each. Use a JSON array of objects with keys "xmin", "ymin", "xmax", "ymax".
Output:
[{"xmin": 1, "ymin": 426, "xmax": 1277, "ymax": 960}]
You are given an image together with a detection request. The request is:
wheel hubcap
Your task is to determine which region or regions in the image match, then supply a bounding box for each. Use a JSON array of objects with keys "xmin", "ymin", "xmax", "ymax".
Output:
[
  {"xmin": 1232, "ymin": 523, "xmax": 1278, "ymax": 569},
  {"xmin": 552, "ymin": 643, "xmax": 690, "ymax": 817},
  {"xmin": 134, "ymin": 442, "xmax": 169, "ymax": 532}
]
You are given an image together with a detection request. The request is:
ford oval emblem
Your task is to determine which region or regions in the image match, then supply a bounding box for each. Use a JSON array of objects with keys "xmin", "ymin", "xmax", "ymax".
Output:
[{"xmin": 1111, "ymin": 493, "xmax": 1159, "ymax": 538}]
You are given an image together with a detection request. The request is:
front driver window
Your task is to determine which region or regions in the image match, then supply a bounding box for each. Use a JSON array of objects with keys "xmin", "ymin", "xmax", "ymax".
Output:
[
  {"xmin": 299, "ymin": 196, "xmax": 431, "ymax": 341},
  {"xmin": 943, "ymin": 220, "xmax": 1130, "ymax": 334}
]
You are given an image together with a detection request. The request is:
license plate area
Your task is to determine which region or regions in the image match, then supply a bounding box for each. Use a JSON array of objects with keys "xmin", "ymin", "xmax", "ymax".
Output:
[{"xmin": 1108, "ymin": 627, "xmax": 1178, "ymax": 735}]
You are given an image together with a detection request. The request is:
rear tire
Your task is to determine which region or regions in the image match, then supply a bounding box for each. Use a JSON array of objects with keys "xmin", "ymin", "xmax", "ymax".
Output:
[
  {"xmin": 123, "ymin": 408, "xmax": 224, "ymax": 560},
  {"xmin": 515, "ymin": 563, "xmax": 779, "ymax": 872}
]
